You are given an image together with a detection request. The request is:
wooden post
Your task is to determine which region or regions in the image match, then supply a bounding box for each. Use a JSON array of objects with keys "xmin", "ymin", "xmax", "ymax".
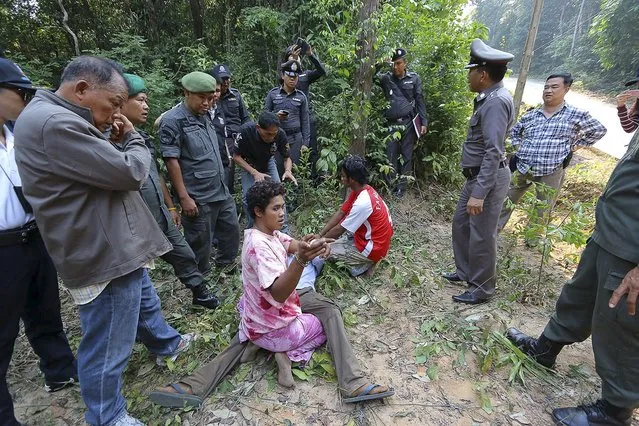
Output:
[{"xmin": 513, "ymin": 0, "xmax": 544, "ymax": 118}]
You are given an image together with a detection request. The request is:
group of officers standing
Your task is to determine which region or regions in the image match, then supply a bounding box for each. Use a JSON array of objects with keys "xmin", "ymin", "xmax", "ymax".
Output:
[{"xmin": 1, "ymin": 34, "xmax": 638, "ymax": 426}]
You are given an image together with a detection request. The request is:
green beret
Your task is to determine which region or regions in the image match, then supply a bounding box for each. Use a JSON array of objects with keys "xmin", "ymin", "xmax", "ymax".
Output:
[
  {"xmin": 181, "ymin": 71, "xmax": 216, "ymax": 93},
  {"xmin": 123, "ymin": 73, "xmax": 146, "ymax": 97}
]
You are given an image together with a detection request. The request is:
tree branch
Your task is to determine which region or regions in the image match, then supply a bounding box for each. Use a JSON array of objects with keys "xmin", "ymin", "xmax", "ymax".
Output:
[{"xmin": 57, "ymin": 0, "xmax": 80, "ymax": 56}]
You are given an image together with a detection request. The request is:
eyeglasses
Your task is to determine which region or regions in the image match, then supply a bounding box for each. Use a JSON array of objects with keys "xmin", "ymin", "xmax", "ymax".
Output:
[
  {"xmin": 283, "ymin": 71, "xmax": 298, "ymax": 78},
  {"xmin": 1, "ymin": 85, "xmax": 35, "ymax": 103}
]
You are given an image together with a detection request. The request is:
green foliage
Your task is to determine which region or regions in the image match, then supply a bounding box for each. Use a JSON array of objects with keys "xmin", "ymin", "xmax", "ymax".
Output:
[{"xmin": 473, "ymin": 0, "xmax": 638, "ymax": 94}]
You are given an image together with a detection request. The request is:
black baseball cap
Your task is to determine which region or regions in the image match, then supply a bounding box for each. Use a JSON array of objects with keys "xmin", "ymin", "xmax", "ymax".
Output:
[
  {"xmin": 624, "ymin": 67, "xmax": 639, "ymax": 87},
  {"xmin": 211, "ymin": 64, "xmax": 231, "ymax": 80},
  {"xmin": 392, "ymin": 48, "xmax": 407, "ymax": 61},
  {"xmin": 0, "ymin": 58, "xmax": 36, "ymax": 90}
]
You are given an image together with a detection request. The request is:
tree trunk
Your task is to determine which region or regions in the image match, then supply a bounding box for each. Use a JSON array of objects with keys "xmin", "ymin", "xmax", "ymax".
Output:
[
  {"xmin": 57, "ymin": 0, "xmax": 80, "ymax": 56},
  {"xmin": 570, "ymin": 0, "xmax": 586, "ymax": 57},
  {"xmin": 189, "ymin": 0, "xmax": 205, "ymax": 40},
  {"xmin": 350, "ymin": 0, "xmax": 380, "ymax": 156}
]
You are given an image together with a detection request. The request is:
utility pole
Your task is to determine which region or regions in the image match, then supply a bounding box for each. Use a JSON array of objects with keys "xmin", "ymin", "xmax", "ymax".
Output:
[{"xmin": 513, "ymin": 0, "xmax": 544, "ymax": 118}]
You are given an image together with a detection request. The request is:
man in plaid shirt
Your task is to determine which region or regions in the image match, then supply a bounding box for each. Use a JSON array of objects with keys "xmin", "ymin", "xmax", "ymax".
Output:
[{"xmin": 497, "ymin": 73, "xmax": 607, "ymax": 232}]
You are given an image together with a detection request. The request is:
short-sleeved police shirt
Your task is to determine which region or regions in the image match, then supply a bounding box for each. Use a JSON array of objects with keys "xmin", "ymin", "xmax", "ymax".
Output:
[
  {"xmin": 159, "ymin": 102, "xmax": 229, "ymax": 203},
  {"xmin": 234, "ymin": 122, "xmax": 290, "ymax": 173}
]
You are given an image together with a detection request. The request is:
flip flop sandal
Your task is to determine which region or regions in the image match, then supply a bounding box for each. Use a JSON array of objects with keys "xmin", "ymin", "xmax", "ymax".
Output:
[
  {"xmin": 343, "ymin": 384, "xmax": 395, "ymax": 404},
  {"xmin": 149, "ymin": 383, "xmax": 203, "ymax": 408}
]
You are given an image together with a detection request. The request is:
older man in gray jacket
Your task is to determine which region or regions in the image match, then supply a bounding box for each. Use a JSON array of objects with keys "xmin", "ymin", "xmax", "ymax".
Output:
[{"xmin": 14, "ymin": 56, "xmax": 190, "ymax": 426}]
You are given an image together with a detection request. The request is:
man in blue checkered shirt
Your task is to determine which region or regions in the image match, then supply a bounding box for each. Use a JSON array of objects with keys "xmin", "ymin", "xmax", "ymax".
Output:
[{"xmin": 497, "ymin": 72, "xmax": 607, "ymax": 232}]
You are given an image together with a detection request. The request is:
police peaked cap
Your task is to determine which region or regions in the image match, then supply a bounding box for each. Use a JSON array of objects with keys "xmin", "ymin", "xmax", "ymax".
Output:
[
  {"xmin": 211, "ymin": 64, "xmax": 231, "ymax": 79},
  {"xmin": 465, "ymin": 39, "xmax": 514, "ymax": 69},
  {"xmin": 281, "ymin": 60, "xmax": 302, "ymax": 74},
  {"xmin": 181, "ymin": 71, "xmax": 216, "ymax": 93},
  {"xmin": 392, "ymin": 48, "xmax": 407, "ymax": 61}
]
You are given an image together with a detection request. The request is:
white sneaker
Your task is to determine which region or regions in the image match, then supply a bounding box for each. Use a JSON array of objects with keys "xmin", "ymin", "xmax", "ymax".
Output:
[
  {"xmin": 156, "ymin": 333, "xmax": 197, "ymax": 366},
  {"xmin": 113, "ymin": 413, "xmax": 146, "ymax": 426}
]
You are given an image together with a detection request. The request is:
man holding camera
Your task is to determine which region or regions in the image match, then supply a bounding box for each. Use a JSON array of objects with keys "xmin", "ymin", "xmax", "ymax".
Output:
[
  {"xmin": 497, "ymin": 72, "xmax": 607, "ymax": 232},
  {"xmin": 375, "ymin": 48, "xmax": 428, "ymax": 198}
]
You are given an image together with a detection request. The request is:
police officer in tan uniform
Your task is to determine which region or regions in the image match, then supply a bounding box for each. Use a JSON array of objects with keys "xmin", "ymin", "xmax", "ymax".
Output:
[{"xmin": 443, "ymin": 39, "xmax": 514, "ymax": 305}]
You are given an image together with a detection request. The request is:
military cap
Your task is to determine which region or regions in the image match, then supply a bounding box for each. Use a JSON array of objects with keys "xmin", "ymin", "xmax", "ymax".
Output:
[
  {"xmin": 211, "ymin": 64, "xmax": 231, "ymax": 80},
  {"xmin": 281, "ymin": 60, "xmax": 302, "ymax": 76},
  {"xmin": 464, "ymin": 39, "xmax": 514, "ymax": 69},
  {"xmin": 123, "ymin": 73, "xmax": 146, "ymax": 96},
  {"xmin": 624, "ymin": 67, "xmax": 639, "ymax": 87},
  {"xmin": 181, "ymin": 71, "xmax": 216, "ymax": 93},
  {"xmin": 391, "ymin": 48, "xmax": 407, "ymax": 61},
  {"xmin": 0, "ymin": 58, "xmax": 36, "ymax": 91}
]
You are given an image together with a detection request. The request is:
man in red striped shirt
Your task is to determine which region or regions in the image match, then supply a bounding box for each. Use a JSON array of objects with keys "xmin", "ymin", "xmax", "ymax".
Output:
[{"xmin": 318, "ymin": 156, "xmax": 393, "ymax": 277}]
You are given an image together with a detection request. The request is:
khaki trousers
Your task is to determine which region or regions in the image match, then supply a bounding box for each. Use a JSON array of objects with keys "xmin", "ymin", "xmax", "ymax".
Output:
[
  {"xmin": 497, "ymin": 167, "xmax": 565, "ymax": 232},
  {"xmin": 182, "ymin": 287, "xmax": 368, "ymax": 398}
]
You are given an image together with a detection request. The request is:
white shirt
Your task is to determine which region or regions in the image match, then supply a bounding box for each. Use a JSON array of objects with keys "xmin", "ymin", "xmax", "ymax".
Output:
[{"xmin": 0, "ymin": 125, "xmax": 34, "ymax": 230}]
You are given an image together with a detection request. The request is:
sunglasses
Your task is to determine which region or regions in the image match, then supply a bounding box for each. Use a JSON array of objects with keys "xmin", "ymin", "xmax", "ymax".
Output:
[
  {"xmin": 1, "ymin": 85, "xmax": 35, "ymax": 102},
  {"xmin": 283, "ymin": 71, "xmax": 299, "ymax": 78}
]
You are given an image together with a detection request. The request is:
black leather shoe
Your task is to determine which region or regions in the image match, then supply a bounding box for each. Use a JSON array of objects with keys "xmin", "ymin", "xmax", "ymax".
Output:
[
  {"xmin": 506, "ymin": 328, "xmax": 563, "ymax": 368},
  {"xmin": 442, "ymin": 272, "xmax": 463, "ymax": 282},
  {"xmin": 551, "ymin": 400, "xmax": 632, "ymax": 425},
  {"xmin": 192, "ymin": 285, "xmax": 220, "ymax": 310},
  {"xmin": 452, "ymin": 290, "xmax": 489, "ymax": 305}
]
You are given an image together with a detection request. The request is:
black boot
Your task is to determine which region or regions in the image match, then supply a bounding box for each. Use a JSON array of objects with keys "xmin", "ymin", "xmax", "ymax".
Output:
[
  {"xmin": 551, "ymin": 399, "xmax": 632, "ymax": 425},
  {"xmin": 506, "ymin": 327, "xmax": 564, "ymax": 368},
  {"xmin": 191, "ymin": 284, "xmax": 220, "ymax": 309}
]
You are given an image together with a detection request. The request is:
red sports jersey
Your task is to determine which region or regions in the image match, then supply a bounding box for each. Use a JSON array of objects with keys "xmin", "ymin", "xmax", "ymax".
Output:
[{"xmin": 340, "ymin": 185, "xmax": 393, "ymax": 262}]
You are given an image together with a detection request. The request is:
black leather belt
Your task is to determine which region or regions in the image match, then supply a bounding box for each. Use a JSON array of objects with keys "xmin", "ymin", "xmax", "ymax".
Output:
[
  {"xmin": 0, "ymin": 220, "xmax": 39, "ymax": 247},
  {"xmin": 283, "ymin": 127, "xmax": 301, "ymax": 135},
  {"xmin": 463, "ymin": 160, "xmax": 508, "ymax": 180}
]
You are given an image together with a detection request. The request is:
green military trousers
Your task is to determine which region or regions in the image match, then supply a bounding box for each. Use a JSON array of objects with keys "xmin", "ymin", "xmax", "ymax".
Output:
[{"xmin": 543, "ymin": 238, "xmax": 639, "ymax": 409}]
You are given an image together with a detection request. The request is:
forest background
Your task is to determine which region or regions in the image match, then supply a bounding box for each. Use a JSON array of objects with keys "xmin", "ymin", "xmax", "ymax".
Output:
[{"xmin": 1, "ymin": 0, "xmax": 637, "ymax": 183}]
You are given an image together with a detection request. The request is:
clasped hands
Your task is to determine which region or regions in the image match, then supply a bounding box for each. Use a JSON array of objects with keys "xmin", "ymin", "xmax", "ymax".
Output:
[{"xmin": 296, "ymin": 234, "xmax": 334, "ymax": 262}]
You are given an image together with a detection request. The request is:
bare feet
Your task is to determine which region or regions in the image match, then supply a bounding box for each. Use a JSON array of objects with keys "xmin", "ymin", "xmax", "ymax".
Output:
[
  {"xmin": 362, "ymin": 263, "xmax": 377, "ymax": 278},
  {"xmin": 348, "ymin": 383, "xmax": 389, "ymax": 398},
  {"xmin": 156, "ymin": 382, "xmax": 193, "ymax": 395},
  {"xmin": 274, "ymin": 352, "xmax": 294, "ymax": 388},
  {"xmin": 240, "ymin": 341, "xmax": 260, "ymax": 363}
]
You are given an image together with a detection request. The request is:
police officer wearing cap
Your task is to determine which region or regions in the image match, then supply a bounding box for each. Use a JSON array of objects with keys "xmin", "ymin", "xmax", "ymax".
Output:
[
  {"xmin": 160, "ymin": 71, "xmax": 240, "ymax": 279},
  {"xmin": 265, "ymin": 59, "xmax": 310, "ymax": 172},
  {"xmin": 443, "ymin": 39, "xmax": 515, "ymax": 305},
  {"xmin": 0, "ymin": 57, "xmax": 77, "ymax": 425},
  {"xmin": 375, "ymin": 48, "xmax": 428, "ymax": 198},
  {"xmin": 121, "ymin": 73, "xmax": 220, "ymax": 310},
  {"xmin": 210, "ymin": 64, "xmax": 251, "ymax": 194},
  {"xmin": 284, "ymin": 41, "xmax": 326, "ymax": 178}
]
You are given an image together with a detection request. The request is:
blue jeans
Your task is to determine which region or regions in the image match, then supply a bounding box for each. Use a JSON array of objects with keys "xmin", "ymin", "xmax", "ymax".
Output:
[
  {"xmin": 241, "ymin": 157, "xmax": 288, "ymax": 232},
  {"xmin": 77, "ymin": 268, "xmax": 181, "ymax": 426}
]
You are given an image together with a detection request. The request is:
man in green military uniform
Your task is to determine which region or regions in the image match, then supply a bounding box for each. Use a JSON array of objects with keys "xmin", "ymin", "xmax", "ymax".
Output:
[
  {"xmin": 121, "ymin": 73, "xmax": 219, "ymax": 309},
  {"xmin": 506, "ymin": 131, "xmax": 639, "ymax": 425},
  {"xmin": 159, "ymin": 72, "xmax": 240, "ymax": 278}
]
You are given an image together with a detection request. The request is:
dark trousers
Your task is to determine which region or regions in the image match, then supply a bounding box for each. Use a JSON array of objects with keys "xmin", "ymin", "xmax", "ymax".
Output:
[
  {"xmin": 543, "ymin": 239, "xmax": 639, "ymax": 408},
  {"xmin": 0, "ymin": 234, "xmax": 76, "ymax": 425},
  {"xmin": 385, "ymin": 123, "xmax": 417, "ymax": 191},
  {"xmin": 309, "ymin": 115, "xmax": 319, "ymax": 179},
  {"xmin": 224, "ymin": 137, "xmax": 236, "ymax": 194},
  {"xmin": 182, "ymin": 198, "xmax": 240, "ymax": 275},
  {"xmin": 159, "ymin": 217, "xmax": 204, "ymax": 289},
  {"xmin": 182, "ymin": 287, "xmax": 368, "ymax": 398}
]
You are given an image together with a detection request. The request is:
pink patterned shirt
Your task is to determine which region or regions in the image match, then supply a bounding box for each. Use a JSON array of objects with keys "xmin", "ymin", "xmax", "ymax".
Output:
[{"xmin": 238, "ymin": 229, "xmax": 301, "ymax": 341}]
